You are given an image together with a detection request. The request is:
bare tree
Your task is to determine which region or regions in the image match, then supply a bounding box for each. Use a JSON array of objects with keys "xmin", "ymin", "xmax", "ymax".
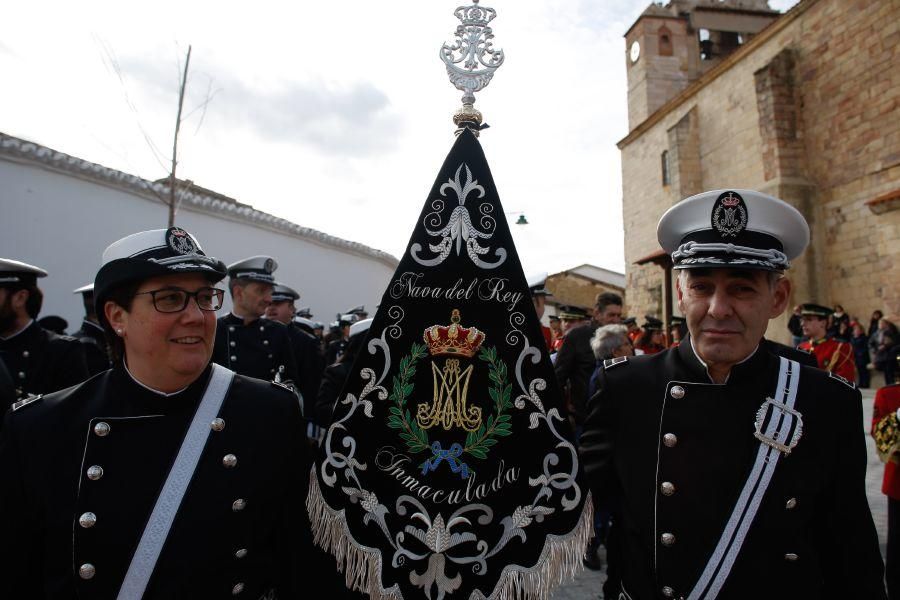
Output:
[{"xmin": 168, "ymin": 45, "xmax": 192, "ymax": 227}]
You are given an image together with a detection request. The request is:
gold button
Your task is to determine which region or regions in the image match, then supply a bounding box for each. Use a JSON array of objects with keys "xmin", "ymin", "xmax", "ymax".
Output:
[
  {"xmin": 660, "ymin": 481, "xmax": 675, "ymax": 496},
  {"xmin": 79, "ymin": 563, "xmax": 96, "ymax": 580},
  {"xmin": 79, "ymin": 512, "xmax": 97, "ymax": 528},
  {"xmin": 661, "ymin": 586, "xmax": 674, "ymax": 597},
  {"xmin": 786, "ymin": 497, "xmax": 797, "ymax": 510},
  {"xmin": 785, "ymin": 553, "xmax": 798, "ymax": 561},
  {"xmin": 663, "ymin": 433, "xmax": 677, "ymax": 447},
  {"xmin": 235, "ymin": 548, "xmax": 248, "ymax": 559},
  {"xmin": 660, "ymin": 533, "xmax": 676, "ymax": 547},
  {"xmin": 86, "ymin": 466, "xmax": 104, "ymax": 481},
  {"xmin": 223, "ymin": 454, "xmax": 238, "ymax": 468},
  {"xmin": 670, "ymin": 385, "xmax": 685, "ymax": 399},
  {"xmin": 232, "ymin": 582, "xmax": 245, "ymax": 595},
  {"xmin": 232, "ymin": 498, "xmax": 247, "ymax": 512},
  {"xmin": 211, "ymin": 418, "xmax": 225, "ymax": 432},
  {"xmin": 93, "ymin": 422, "xmax": 110, "ymax": 437}
]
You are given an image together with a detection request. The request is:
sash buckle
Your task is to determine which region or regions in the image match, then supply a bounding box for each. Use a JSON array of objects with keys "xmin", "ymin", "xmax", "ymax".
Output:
[{"xmin": 754, "ymin": 397, "xmax": 803, "ymax": 455}]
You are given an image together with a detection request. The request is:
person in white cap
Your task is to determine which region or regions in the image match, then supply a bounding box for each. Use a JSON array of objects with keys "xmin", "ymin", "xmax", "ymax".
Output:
[
  {"xmin": 0, "ymin": 258, "xmax": 88, "ymax": 406},
  {"xmin": 212, "ymin": 256, "xmax": 300, "ymax": 391},
  {"xmin": 581, "ymin": 189, "xmax": 886, "ymax": 599},
  {"xmin": 71, "ymin": 283, "xmax": 112, "ymax": 376},
  {"xmin": 0, "ymin": 228, "xmax": 318, "ymax": 598}
]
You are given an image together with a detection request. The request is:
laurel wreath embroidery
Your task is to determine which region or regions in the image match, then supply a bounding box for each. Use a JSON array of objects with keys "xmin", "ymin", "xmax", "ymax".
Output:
[{"xmin": 385, "ymin": 342, "xmax": 513, "ymax": 467}]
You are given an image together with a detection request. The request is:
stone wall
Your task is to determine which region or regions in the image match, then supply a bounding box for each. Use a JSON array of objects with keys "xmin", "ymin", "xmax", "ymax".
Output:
[{"xmin": 620, "ymin": 0, "xmax": 900, "ymax": 341}]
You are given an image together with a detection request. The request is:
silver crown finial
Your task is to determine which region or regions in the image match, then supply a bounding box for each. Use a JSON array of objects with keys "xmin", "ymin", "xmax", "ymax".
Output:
[{"xmin": 440, "ymin": 1, "xmax": 505, "ymax": 134}]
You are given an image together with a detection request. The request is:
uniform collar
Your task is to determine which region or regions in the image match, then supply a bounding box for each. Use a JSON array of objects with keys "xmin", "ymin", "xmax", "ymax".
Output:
[
  {"xmin": 678, "ymin": 334, "xmax": 767, "ymax": 385},
  {"xmin": 0, "ymin": 319, "xmax": 34, "ymax": 342},
  {"xmin": 225, "ymin": 312, "xmax": 260, "ymax": 326},
  {"xmin": 82, "ymin": 319, "xmax": 104, "ymax": 334}
]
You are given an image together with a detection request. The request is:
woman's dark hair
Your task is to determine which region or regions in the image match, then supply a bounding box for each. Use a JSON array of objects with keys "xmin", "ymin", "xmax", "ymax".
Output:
[
  {"xmin": 636, "ymin": 328, "xmax": 660, "ymax": 349},
  {"xmin": 98, "ymin": 281, "xmax": 141, "ymax": 362}
]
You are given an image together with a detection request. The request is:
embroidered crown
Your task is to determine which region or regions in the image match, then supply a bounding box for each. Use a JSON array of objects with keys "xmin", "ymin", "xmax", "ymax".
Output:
[{"xmin": 423, "ymin": 309, "xmax": 485, "ymax": 358}]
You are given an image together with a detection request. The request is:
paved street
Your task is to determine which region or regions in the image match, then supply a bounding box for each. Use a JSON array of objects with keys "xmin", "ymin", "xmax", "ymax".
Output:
[{"xmin": 552, "ymin": 386, "xmax": 890, "ymax": 600}]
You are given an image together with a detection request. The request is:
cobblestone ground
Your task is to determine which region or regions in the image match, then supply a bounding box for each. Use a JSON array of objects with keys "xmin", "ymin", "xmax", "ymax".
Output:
[{"xmin": 551, "ymin": 387, "xmax": 890, "ymax": 600}]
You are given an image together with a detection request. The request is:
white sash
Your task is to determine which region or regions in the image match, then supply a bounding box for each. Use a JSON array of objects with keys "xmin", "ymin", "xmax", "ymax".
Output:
[
  {"xmin": 687, "ymin": 357, "xmax": 801, "ymax": 599},
  {"xmin": 116, "ymin": 364, "xmax": 235, "ymax": 600}
]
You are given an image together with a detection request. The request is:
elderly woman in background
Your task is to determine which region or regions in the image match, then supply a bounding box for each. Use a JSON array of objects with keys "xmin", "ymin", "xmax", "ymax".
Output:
[{"xmin": 0, "ymin": 228, "xmax": 316, "ymax": 599}]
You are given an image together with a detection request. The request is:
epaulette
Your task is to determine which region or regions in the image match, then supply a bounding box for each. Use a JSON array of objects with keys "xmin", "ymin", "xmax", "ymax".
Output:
[
  {"xmin": 797, "ymin": 347, "xmax": 812, "ymax": 355},
  {"xmin": 828, "ymin": 371, "xmax": 856, "ymax": 389},
  {"xmin": 11, "ymin": 394, "xmax": 43, "ymax": 412},
  {"xmin": 270, "ymin": 380, "xmax": 295, "ymax": 394},
  {"xmin": 603, "ymin": 356, "xmax": 629, "ymax": 370}
]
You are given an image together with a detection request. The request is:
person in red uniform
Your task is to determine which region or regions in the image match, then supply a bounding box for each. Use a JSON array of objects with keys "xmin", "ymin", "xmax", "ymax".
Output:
[
  {"xmin": 798, "ymin": 303, "xmax": 857, "ymax": 382},
  {"xmin": 872, "ymin": 382, "xmax": 900, "ymax": 600},
  {"xmin": 634, "ymin": 316, "xmax": 666, "ymax": 355},
  {"xmin": 527, "ymin": 273, "xmax": 553, "ymax": 351}
]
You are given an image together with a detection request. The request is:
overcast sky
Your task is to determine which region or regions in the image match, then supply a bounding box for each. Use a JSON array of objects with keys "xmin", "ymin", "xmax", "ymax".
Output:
[{"xmin": 1, "ymin": 0, "xmax": 798, "ymax": 278}]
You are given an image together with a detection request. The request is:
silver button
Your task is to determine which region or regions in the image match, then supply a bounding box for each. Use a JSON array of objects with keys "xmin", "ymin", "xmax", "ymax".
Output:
[
  {"xmin": 228, "ymin": 326, "xmax": 236, "ymax": 332},
  {"xmin": 785, "ymin": 552, "xmax": 798, "ymax": 561},
  {"xmin": 18, "ymin": 371, "xmax": 25, "ymax": 379},
  {"xmin": 223, "ymin": 454, "xmax": 238, "ymax": 468},
  {"xmin": 230, "ymin": 341, "xmax": 236, "ymax": 347},
  {"xmin": 87, "ymin": 465, "xmax": 104, "ymax": 481},
  {"xmin": 93, "ymin": 422, "xmax": 110, "ymax": 437},
  {"xmin": 230, "ymin": 355, "xmax": 238, "ymax": 362},
  {"xmin": 79, "ymin": 563, "xmax": 96, "ymax": 580},
  {"xmin": 211, "ymin": 418, "xmax": 226, "ymax": 432},
  {"xmin": 232, "ymin": 498, "xmax": 247, "ymax": 512},
  {"xmin": 270, "ymin": 368, "xmax": 275, "ymax": 374},
  {"xmin": 235, "ymin": 548, "xmax": 248, "ymax": 559},
  {"xmin": 22, "ymin": 350, "xmax": 29, "ymax": 358},
  {"xmin": 263, "ymin": 340, "xmax": 269, "ymax": 346},
  {"xmin": 259, "ymin": 326, "xmax": 265, "ymax": 332},
  {"xmin": 660, "ymin": 532, "xmax": 676, "ymax": 546},
  {"xmin": 663, "ymin": 433, "xmax": 678, "ymax": 447},
  {"xmin": 660, "ymin": 481, "xmax": 675, "ymax": 496},
  {"xmin": 267, "ymin": 354, "xmax": 273, "ymax": 359},
  {"xmin": 670, "ymin": 385, "xmax": 685, "ymax": 399},
  {"xmin": 232, "ymin": 582, "xmax": 245, "ymax": 595},
  {"xmin": 79, "ymin": 512, "xmax": 97, "ymax": 528},
  {"xmin": 786, "ymin": 497, "xmax": 797, "ymax": 510},
  {"xmin": 661, "ymin": 586, "xmax": 674, "ymax": 598}
]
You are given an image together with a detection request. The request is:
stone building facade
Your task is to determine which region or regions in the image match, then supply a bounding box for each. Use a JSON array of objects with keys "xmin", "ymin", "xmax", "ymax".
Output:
[
  {"xmin": 544, "ymin": 264, "xmax": 626, "ymax": 320},
  {"xmin": 619, "ymin": 0, "xmax": 900, "ymax": 342}
]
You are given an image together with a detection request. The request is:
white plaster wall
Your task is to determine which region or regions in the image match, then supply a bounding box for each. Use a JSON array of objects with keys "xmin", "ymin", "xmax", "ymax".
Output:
[{"xmin": 0, "ymin": 158, "xmax": 398, "ymax": 330}]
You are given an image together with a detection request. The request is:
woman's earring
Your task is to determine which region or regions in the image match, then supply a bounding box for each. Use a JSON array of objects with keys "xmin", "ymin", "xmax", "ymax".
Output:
[{"xmin": 116, "ymin": 329, "xmax": 123, "ymax": 336}]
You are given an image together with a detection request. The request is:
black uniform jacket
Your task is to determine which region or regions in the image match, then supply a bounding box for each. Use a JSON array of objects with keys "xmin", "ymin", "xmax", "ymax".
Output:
[
  {"xmin": 287, "ymin": 323, "xmax": 324, "ymax": 414},
  {"xmin": 580, "ymin": 337, "xmax": 886, "ymax": 600},
  {"xmin": 554, "ymin": 322, "xmax": 599, "ymax": 425},
  {"xmin": 0, "ymin": 320, "xmax": 89, "ymax": 406},
  {"xmin": 0, "ymin": 363, "xmax": 316, "ymax": 599},
  {"xmin": 213, "ymin": 314, "xmax": 300, "ymax": 385},
  {"xmin": 71, "ymin": 319, "xmax": 112, "ymax": 376}
]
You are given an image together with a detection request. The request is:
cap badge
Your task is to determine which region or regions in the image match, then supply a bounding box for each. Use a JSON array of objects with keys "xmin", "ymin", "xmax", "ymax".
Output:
[
  {"xmin": 166, "ymin": 227, "xmax": 197, "ymax": 255},
  {"xmin": 264, "ymin": 258, "xmax": 275, "ymax": 273},
  {"xmin": 712, "ymin": 191, "xmax": 748, "ymax": 238}
]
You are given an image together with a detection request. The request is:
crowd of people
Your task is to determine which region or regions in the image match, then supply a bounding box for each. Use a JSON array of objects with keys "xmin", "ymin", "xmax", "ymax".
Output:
[{"xmin": 1, "ymin": 184, "xmax": 898, "ymax": 598}]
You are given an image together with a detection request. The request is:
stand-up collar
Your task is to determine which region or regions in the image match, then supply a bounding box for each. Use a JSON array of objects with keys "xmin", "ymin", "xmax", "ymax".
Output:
[
  {"xmin": 223, "ymin": 312, "xmax": 259, "ymax": 327},
  {"xmin": 0, "ymin": 319, "xmax": 35, "ymax": 342},
  {"xmin": 677, "ymin": 333, "xmax": 769, "ymax": 385}
]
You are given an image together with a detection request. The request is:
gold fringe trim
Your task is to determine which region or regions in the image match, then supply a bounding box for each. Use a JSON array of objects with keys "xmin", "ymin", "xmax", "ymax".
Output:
[{"xmin": 307, "ymin": 468, "xmax": 595, "ymax": 600}]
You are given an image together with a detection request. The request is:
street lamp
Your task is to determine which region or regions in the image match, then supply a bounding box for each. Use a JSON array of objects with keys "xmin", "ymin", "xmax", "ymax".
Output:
[{"xmin": 506, "ymin": 211, "xmax": 529, "ymax": 225}]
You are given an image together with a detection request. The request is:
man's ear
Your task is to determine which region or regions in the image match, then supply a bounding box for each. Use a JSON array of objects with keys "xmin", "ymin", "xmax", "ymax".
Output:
[
  {"xmin": 675, "ymin": 273, "xmax": 686, "ymax": 314},
  {"xmin": 770, "ymin": 276, "xmax": 791, "ymax": 318},
  {"xmin": 10, "ymin": 288, "xmax": 29, "ymax": 312}
]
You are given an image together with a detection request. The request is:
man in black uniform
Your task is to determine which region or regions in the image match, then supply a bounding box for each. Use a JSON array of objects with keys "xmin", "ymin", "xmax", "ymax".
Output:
[
  {"xmin": 0, "ymin": 228, "xmax": 317, "ymax": 599},
  {"xmin": 555, "ymin": 292, "xmax": 623, "ymax": 437},
  {"xmin": 581, "ymin": 189, "xmax": 886, "ymax": 599},
  {"xmin": 0, "ymin": 258, "xmax": 88, "ymax": 406},
  {"xmin": 71, "ymin": 283, "xmax": 112, "ymax": 376},
  {"xmin": 265, "ymin": 283, "xmax": 324, "ymax": 415},
  {"xmin": 212, "ymin": 256, "xmax": 300, "ymax": 387}
]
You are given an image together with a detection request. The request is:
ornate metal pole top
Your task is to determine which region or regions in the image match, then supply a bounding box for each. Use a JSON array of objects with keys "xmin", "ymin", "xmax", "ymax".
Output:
[{"xmin": 440, "ymin": 0, "xmax": 505, "ymax": 135}]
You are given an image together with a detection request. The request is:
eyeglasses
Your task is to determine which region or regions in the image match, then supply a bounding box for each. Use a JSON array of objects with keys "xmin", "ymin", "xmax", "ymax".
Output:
[{"xmin": 133, "ymin": 287, "xmax": 225, "ymax": 313}]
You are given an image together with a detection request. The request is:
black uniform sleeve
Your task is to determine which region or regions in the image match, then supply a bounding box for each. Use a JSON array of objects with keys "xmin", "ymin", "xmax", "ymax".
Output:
[
  {"xmin": 314, "ymin": 363, "xmax": 350, "ymax": 428},
  {"xmin": 818, "ymin": 385, "xmax": 887, "ymax": 598},
  {"xmin": 0, "ymin": 413, "xmax": 42, "ymax": 597}
]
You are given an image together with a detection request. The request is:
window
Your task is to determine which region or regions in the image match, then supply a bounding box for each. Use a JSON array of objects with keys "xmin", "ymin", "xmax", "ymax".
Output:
[
  {"xmin": 661, "ymin": 150, "xmax": 671, "ymax": 186},
  {"xmin": 658, "ymin": 26, "xmax": 673, "ymax": 56}
]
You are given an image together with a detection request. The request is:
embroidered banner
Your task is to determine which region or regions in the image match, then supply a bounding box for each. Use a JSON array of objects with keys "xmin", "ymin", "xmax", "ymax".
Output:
[{"xmin": 308, "ymin": 128, "xmax": 592, "ymax": 599}]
